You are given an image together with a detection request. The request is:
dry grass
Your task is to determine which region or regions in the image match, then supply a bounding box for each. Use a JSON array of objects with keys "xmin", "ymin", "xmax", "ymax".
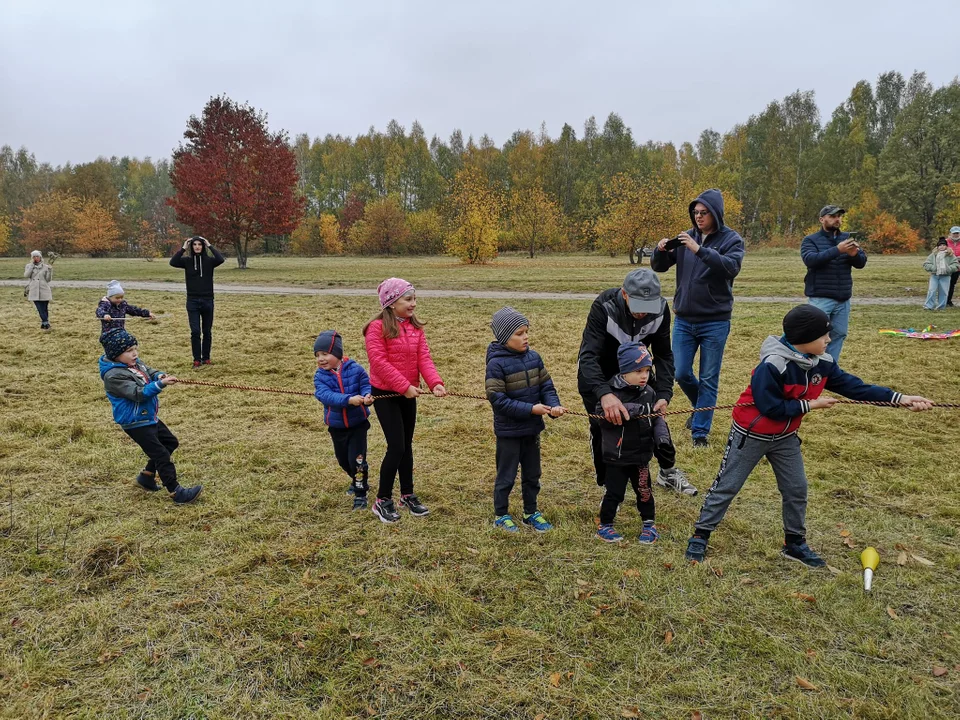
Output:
[
  {"xmin": 0, "ymin": 264, "xmax": 959, "ymax": 718},
  {"xmin": 0, "ymin": 250, "xmax": 937, "ymax": 298}
]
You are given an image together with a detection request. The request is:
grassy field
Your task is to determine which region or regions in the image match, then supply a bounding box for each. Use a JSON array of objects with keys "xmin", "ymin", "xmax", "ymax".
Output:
[
  {"xmin": 1, "ymin": 261, "xmax": 959, "ymax": 718},
  {"xmin": 0, "ymin": 250, "xmax": 938, "ymax": 299}
]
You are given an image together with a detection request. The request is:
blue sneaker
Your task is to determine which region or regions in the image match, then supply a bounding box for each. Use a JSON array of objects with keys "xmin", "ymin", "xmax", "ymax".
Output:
[
  {"xmin": 494, "ymin": 515, "xmax": 519, "ymax": 533},
  {"xmin": 596, "ymin": 524, "xmax": 623, "ymax": 543},
  {"xmin": 685, "ymin": 535, "xmax": 708, "ymax": 562},
  {"xmin": 522, "ymin": 511, "xmax": 553, "ymax": 533},
  {"xmin": 638, "ymin": 523, "xmax": 660, "ymax": 545},
  {"xmin": 781, "ymin": 542, "xmax": 826, "ymax": 569}
]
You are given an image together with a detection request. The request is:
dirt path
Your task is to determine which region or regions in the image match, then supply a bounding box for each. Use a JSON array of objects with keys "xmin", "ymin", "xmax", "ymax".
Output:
[{"xmin": 0, "ymin": 279, "xmax": 923, "ymax": 305}]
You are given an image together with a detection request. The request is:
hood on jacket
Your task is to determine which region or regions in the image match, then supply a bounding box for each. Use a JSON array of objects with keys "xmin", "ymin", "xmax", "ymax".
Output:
[
  {"xmin": 611, "ymin": 374, "xmax": 651, "ymax": 391},
  {"xmin": 99, "ymin": 355, "xmax": 129, "ymax": 377},
  {"xmin": 689, "ymin": 188, "xmax": 726, "ymax": 232},
  {"xmin": 759, "ymin": 335, "xmax": 826, "ymax": 372},
  {"xmin": 486, "ymin": 341, "xmax": 529, "ymax": 362}
]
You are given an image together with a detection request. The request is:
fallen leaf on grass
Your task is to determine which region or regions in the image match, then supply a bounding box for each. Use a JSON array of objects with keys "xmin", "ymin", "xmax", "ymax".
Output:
[
  {"xmin": 466, "ymin": 547, "xmax": 479, "ymax": 555},
  {"xmin": 662, "ymin": 563, "xmax": 673, "ymax": 570},
  {"xmin": 664, "ymin": 631, "xmax": 674, "ymax": 645},
  {"xmin": 842, "ymin": 537, "xmax": 856, "ymax": 549},
  {"xmin": 576, "ymin": 579, "xmax": 589, "ymax": 587},
  {"xmin": 362, "ymin": 657, "xmax": 380, "ymax": 668},
  {"xmin": 796, "ymin": 676, "xmax": 818, "ymax": 691},
  {"xmin": 826, "ymin": 565, "xmax": 842, "ymax": 575},
  {"xmin": 621, "ymin": 708, "xmax": 641, "ymax": 718},
  {"xmin": 10, "ymin": 617, "xmax": 22, "ymax": 628},
  {"xmin": 911, "ymin": 554, "xmax": 935, "ymax": 567},
  {"xmin": 805, "ymin": 649, "xmax": 816, "ymax": 658},
  {"xmin": 623, "ymin": 568, "xmax": 640, "ymax": 578},
  {"xmin": 894, "ymin": 543, "xmax": 907, "ymax": 551},
  {"xmin": 136, "ymin": 688, "xmax": 152, "ymax": 702},
  {"xmin": 712, "ymin": 566, "xmax": 723, "ymax": 577},
  {"xmin": 739, "ymin": 577, "xmax": 756, "ymax": 585},
  {"xmin": 349, "ymin": 633, "xmax": 361, "ymax": 641},
  {"xmin": 98, "ymin": 649, "xmax": 122, "ymax": 665},
  {"xmin": 897, "ymin": 551, "xmax": 908, "ymax": 566},
  {"xmin": 355, "ymin": 608, "xmax": 369, "ymax": 616},
  {"xmin": 839, "ymin": 529, "xmax": 851, "ymax": 538},
  {"xmin": 886, "ymin": 607, "xmax": 899, "ymax": 620},
  {"xmin": 534, "ymin": 715, "xmax": 546, "ymax": 720},
  {"xmin": 932, "ymin": 666, "xmax": 948, "ymax": 677},
  {"xmin": 592, "ymin": 604, "xmax": 611, "ymax": 617},
  {"xmin": 491, "ymin": 642, "xmax": 503, "ymax": 656},
  {"xmin": 366, "ymin": 706, "xmax": 376, "ymax": 716},
  {"xmin": 790, "ymin": 592, "xmax": 816, "ymax": 603},
  {"xmin": 692, "ymin": 713, "xmax": 703, "ymax": 720},
  {"xmin": 549, "ymin": 672, "xmax": 562, "ymax": 688}
]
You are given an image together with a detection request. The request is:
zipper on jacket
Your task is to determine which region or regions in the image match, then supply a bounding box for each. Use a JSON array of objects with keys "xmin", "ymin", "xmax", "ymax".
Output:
[{"xmin": 335, "ymin": 367, "xmax": 349, "ymax": 427}]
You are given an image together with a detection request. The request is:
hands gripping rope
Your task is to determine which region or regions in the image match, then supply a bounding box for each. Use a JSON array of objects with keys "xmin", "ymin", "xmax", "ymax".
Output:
[{"xmin": 171, "ymin": 379, "xmax": 959, "ymax": 419}]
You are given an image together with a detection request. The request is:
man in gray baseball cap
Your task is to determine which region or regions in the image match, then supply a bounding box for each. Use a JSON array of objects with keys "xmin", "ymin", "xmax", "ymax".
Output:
[{"xmin": 577, "ymin": 268, "xmax": 697, "ymax": 496}]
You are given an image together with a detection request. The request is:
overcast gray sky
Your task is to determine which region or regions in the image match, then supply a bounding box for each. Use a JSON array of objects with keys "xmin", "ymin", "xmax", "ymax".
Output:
[{"xmin": 1, "ymin": 0, "xmax": 957, "ymax": 165}]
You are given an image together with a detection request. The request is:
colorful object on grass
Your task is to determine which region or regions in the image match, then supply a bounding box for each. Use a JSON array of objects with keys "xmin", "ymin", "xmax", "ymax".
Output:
[
  {"xmin": 878, "ymin": 325, "xmax": 960, "ymax": 340},
  {"xmin": 861, "ymin": 547, "xmax": 880, "ymax": 592}
]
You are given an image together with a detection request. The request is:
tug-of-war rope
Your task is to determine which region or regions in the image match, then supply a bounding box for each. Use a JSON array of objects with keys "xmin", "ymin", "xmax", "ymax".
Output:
[{"xmin": 173, "ymin": 378, "xmax": 960, "ymax": 420}]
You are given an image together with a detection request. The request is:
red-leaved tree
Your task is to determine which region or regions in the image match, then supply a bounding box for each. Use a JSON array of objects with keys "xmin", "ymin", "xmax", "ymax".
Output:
[{"xmin": 168, "ymin": 96, "xmax": 304, "ymax": 268}]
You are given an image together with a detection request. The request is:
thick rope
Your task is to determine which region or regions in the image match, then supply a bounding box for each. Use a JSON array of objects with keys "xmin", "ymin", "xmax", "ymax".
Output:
[{"xmin": 174, "ymin": 379, "xmax": 959, "ymax": 420}]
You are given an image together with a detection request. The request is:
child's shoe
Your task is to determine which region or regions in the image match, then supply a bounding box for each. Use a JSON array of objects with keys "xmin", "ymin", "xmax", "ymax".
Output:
[
  {"xmin": 685, "ymin": 535, "xmax": 708, "ymax": 562},
  {"xmin": 352, "ymin": 496, "xmax": 368, "ymax": 511},
  {"xmin": 656, "ymin": 467, "xmax": 698, "ymax": 496},
  {"xmin": 781, "ymin": 542, "xmax": 826, "ymax": 569},
  {"xmin": 399, "ymin": 493, "xmax": 429, "ymax": 517},
  {"xmin": 494, "ymin": 515, "xmax": 519, "ymax": 533},
  {"xmin": 522, "ymin": 511, "xmax": 553, "ymax": 533},
  {"xmin": 638, "ymin": 522, "xmax": 659, "ymax": 545},
  {"xmin": 372, "ymin": 497, "xmax": 401, "ymax": 524},
  {"xmin": 596, "ymin": 524, "xmax": 623, "ymax": 543},
  {"xmin": 170, "ymin": 484, "xmax": 203, "ymax": 504},
  {"xmin": 136, "ymin": 471, "xmax": 160, "ymax": 491}
]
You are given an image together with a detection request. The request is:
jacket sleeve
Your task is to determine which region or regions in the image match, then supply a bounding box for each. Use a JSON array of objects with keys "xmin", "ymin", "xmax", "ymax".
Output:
[
  {"xmin": 169, "ymin": 249, "xmax": 186, "ymax": 268},
  {"xmin": 314, "ymin": 372, "xmax": 351, "ymax": 409},
  {"xmin": 750, "ymin": 362, "xmax": 809, "ymax": 421},
  {"xmin": 577, "ymin": 297, "xmax": 615, "ymax": 400},
  {"xmin": 801, "ymin": 236, "xmax": 842, "ymax": 269},
  {"xmin": 95, "ymin": 299, "xmax": 111, "ymax": 318},
  {"xmin": 696, "ymin": 233, "xmax": 744, "ymax": 279},
  {"xmin": 486, "ymin": 359, "xmax": 536, "ymax": 420},
  {"xmin": 104, "ymin": 370, "xmax": 163, "ymax": 402},
  {"xmin": 849, "ymin": 248, "xmax": 867, "ymax": 269},
  {"xmin": 126, "ymin": 303, "xmax": 151, "ymax": 317},
  {"xmin": 649, "ymin": 305, "xmax": 675, "ymax": 404},
  {"xmin": 652, "ymin": 415, "xmax": 672, "ymax": 446},
  {"xmin": 210, "ymin": 246, "xmax": 225, "ymax": 268},
  {"xmin": 923, "ymin": 254, "xmax": 935, "ymax": 273},
  {"xmin": 416, "ymin": 330, "xmax": 444, "ymax": 390},
  {"xmin": 142, "ymin": 363, "xmax": 165, "ymax": 381},
  {"xmin": 650, "ymin": 246, "xmax": 677, "ymax": 272},
  {"xmin": 537, "ymin": 356, "xmax": 561, "ymax": 407},
  {"xmin": 823, "ymin": 362, "xmax": 902, "ymax": 404},
  {"xmin": 364, "ymin": 323, "xmax": 412, "ymax": 394},
  {"xmin": 24, "ymin": 263, "xmax": 32, "ymax": 278}
]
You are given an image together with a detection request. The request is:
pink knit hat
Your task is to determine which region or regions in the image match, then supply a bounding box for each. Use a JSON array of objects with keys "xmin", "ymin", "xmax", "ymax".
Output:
[{"xmin": 378, "ymin": 277, "xmax": 415, "ymax": 309}]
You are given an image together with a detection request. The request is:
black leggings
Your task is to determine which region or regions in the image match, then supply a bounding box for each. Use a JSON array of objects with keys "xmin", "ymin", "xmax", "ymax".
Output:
[
  {"xmin": 372, "ymin": 388, "xmax": 417, "ymax": 499},
  {"xmin": 124, "ymin": 420, "xmax": 180, "ymax": 491},
  {"xmin": 600, "ymin": 464, "xmax": 655, "ymax": 525}
]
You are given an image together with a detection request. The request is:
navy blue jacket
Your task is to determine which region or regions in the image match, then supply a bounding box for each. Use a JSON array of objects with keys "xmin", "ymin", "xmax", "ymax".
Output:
[
  {"xmin": 314, "ymin": 358, "xmax": 372, "ymax": 429},
  {"xmin": 801, "ymin": 229, "xmax": 867, "ymax": 301},
  {"xmin": 485, "ymin": 343, "xmax": 561, "ymax": 438},
  {"xmin": 651, "ymin": 188, "xmax": 744, "ymax": 323}
]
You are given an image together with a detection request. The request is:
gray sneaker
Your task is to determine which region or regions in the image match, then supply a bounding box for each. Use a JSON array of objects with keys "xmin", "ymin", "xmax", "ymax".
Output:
[{"xmin": 656, "ymin": 467, "xmax": 698, "ymax": 496}]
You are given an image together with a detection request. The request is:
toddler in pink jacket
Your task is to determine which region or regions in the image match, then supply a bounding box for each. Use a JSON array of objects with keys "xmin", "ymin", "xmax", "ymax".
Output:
[{"xmin": 363, "ymin": 278, "xmax": 446, "ymax": 523}]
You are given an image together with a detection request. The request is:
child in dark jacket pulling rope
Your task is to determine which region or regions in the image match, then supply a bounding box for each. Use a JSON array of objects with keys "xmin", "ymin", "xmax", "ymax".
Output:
[{"xmin": 485, "ymin": 307, "xmax": 566, "ymax": 533}]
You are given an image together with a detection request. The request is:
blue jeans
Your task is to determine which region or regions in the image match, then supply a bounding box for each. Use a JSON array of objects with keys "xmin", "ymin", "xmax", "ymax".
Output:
[
  {"xmin": 673, "ymin": 317, "xmax": 731, "ymax": 439},
  {"xmin": 807, "ymin": 297, "xmax": 850, "ymax": 361},
  {"xmin": 33, "ymin": 300, "xmax": 50, "ymax": 325},
  {"xmin": 924, "ymin": 275, "xmax": 950, "ymax": 310}
]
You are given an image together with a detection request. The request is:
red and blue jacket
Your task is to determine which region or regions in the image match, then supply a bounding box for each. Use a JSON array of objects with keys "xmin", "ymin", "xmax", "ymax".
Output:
[
  {"xmin": 731, "ymin": 336, "xmax": 902, "ymax": 440},
  {"xmin": 313, "ymin": 358, "xmax": 372, "ymax": 429}
]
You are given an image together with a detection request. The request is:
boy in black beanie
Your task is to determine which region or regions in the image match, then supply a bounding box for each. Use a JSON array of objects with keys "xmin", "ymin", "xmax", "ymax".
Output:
[{"xmin": 685, "ymin": 305, "xmax": 932, "ymax": 567}]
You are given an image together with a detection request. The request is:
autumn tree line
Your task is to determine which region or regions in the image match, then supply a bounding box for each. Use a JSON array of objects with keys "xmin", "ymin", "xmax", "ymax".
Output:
[{"xmin": 2, "ymin": 70, "xmax": 959, "ymax": 266}]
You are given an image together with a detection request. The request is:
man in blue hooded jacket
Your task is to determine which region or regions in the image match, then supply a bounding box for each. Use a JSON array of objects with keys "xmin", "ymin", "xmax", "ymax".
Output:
[{"xmin": 652, "ymin": 189, "xmax": 744, "ymax": 447}]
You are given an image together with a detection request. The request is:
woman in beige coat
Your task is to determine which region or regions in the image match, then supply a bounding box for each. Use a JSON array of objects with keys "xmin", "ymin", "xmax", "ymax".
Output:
[{"xmin": 24, "ymin": 250, "xmax": 53, "ymax": 329}]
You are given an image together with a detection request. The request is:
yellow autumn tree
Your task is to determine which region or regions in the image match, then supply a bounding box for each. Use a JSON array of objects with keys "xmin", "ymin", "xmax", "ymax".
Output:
[
  {"xmin": 935, "ymin": 183, "xmax": 960, "ymax": 234},
  {"xmin": 404, "ymin": 208, "xmax": 446, "ymax": 254},
  {"xmin": 0, "ymin": 215, "xmax": 10, "ymax": 255},
  {"xmin": 291, "ymin": 214, "xmax": 343, "ymax": 256},
  {"xmin": 595, "ymin": 174, "xmax": 689, "ymax": 264},
  {"xmin": 446, "ymin": 166, "xmax": 501, "ymax": 264},
  {"xmin": 74, "ymin": 198, "xmax": 123, "ymax": 256},
  {"xmin": 19, "ymin": 191, "xmax": 80, "ymax": 254},
  {"xmin": 319, "ymin": 213, "xmax": 343, "ymax": 254},
  {"xmin": 510, "ymin": 186, "xmax": 565, "ymax": 258}
]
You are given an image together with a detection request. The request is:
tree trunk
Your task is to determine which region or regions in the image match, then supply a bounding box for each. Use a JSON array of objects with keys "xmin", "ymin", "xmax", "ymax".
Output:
[
  {"xmin": 628, "ymin": 248, "xmax": 637, "ymax": 264},
  {"xmin": 234, "ymin": 237, "xmax": 248, "ymax": 269},
  {"xmin": 529, "ymin": 237, "xmax": 535, "ymax": 258}
]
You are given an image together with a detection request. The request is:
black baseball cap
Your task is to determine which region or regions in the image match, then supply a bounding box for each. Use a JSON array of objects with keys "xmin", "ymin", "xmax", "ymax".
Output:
[{"xmin": 819, "ymin": 205, "xmax": 845, "ymax": 218}]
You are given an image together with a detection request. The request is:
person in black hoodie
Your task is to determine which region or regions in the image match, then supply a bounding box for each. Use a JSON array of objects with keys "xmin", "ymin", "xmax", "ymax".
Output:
[
  {"xmin": 169, "ymin": 236, "xmax": 225, "ymax": 367},
  {"xmin": 652, "ymin": 188, "xmax": 744, "ymax": 448}
]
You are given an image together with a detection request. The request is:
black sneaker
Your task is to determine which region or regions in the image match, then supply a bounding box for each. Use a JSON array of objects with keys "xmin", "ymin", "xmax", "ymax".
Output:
[
  {"xmin": 352, "ymin": 496, "xmax": 368, "ymax": 511},
  {"xmin": 372, "ymin": 497, "xmax": 401, "ymax": 523},
  {"xmin": 399, "ymin": 493, "xmax": 429, "ymax": 517},
  {"xmin": 781, "ymin": 542, "xmax": 826, "ymax": 569},
  {"xmin": 685, "ymin": 535, "xmax": 708, "ymax": 562},
  {"xmin": 136, "ymin": 471, "xmax": 160, "ymax": 491},
  {"xmin": 692, "ymin": 436, "xmax": 709, "ymax": 449},
  {"xmin": 170, "ymin": 485, "xmax": 203, "ymax": 504}
]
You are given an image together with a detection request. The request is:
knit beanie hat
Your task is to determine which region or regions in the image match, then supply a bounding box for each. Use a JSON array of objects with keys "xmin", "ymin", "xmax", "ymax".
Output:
[
  {"xmin": 783, "ymin": 305, "xmax": 832, "ymax": 345},
  {"xmin": 100, "ymin": 328, "xmax": 138, "ymax": 360},
  {"xmin": 378, "ymin": 277, "xmax": 415, "ymax": 309},
  {"xmin": 936, "ymin": 237, "xmax": 948, "ymax": 247},
  {"xmin": 30, "ymin": 250, "xmax": 42, "ymax": 258},
  {"xmin": 617, "ymin": 341, "xmax": 653, "ymax": 375},
  {"xmin": 490, "ymin": 307, "xmax": 530, "ymax": 345},
  {"xmin": 106, "ymin": 280, "xmax": 124, "ymax": 297},
  {"xmin": 314, "ymin": 330, "xmax": 343, "ymax": 359}
]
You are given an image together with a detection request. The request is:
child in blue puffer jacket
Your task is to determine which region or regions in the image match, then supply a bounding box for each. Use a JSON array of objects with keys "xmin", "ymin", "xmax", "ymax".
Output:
[
  {"xmin": 313, "ymin": 330, "xmax": 374, "ymax": 510},
  {"xmin": 98, "ymin": 328, "xmax": 202, "ymax": 504},
  {"xmin": 485, "ymin": 307, "xmax": 566, "ymax": 533}
]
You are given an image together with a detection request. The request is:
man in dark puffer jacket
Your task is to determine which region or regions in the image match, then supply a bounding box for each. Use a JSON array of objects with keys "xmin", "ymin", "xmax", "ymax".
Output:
[
  {"xmin": 800, "ymin": 204, "xmax": 867, "ymax": 362},
  {"xmin": 485, "ymin": 307, "xmax": 566, "ymax": 533}
]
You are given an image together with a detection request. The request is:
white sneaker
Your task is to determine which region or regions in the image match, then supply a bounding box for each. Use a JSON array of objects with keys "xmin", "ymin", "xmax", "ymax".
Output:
[{"xmin": 656, "ymin": 467, "xmax": 698, "ymax": 496}]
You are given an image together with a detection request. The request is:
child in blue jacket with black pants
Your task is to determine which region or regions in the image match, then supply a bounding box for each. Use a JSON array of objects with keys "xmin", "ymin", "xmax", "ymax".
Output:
[
  {"xmin": 485, "ymin": 308, "xmax": 566, "ymax": 533},
  {"xmin": 313, "ymin": 330, "xmax": 374, "ymax": 510},
  {"xmin": 98, "ymin": 328, "xmax": 202, "ymax": 504}
]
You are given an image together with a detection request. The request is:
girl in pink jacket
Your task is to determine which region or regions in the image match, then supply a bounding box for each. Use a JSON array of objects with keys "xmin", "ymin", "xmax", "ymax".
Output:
[{"xmin": 363, "ymin": 278, "xmax": 446, "ymax": 523}]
